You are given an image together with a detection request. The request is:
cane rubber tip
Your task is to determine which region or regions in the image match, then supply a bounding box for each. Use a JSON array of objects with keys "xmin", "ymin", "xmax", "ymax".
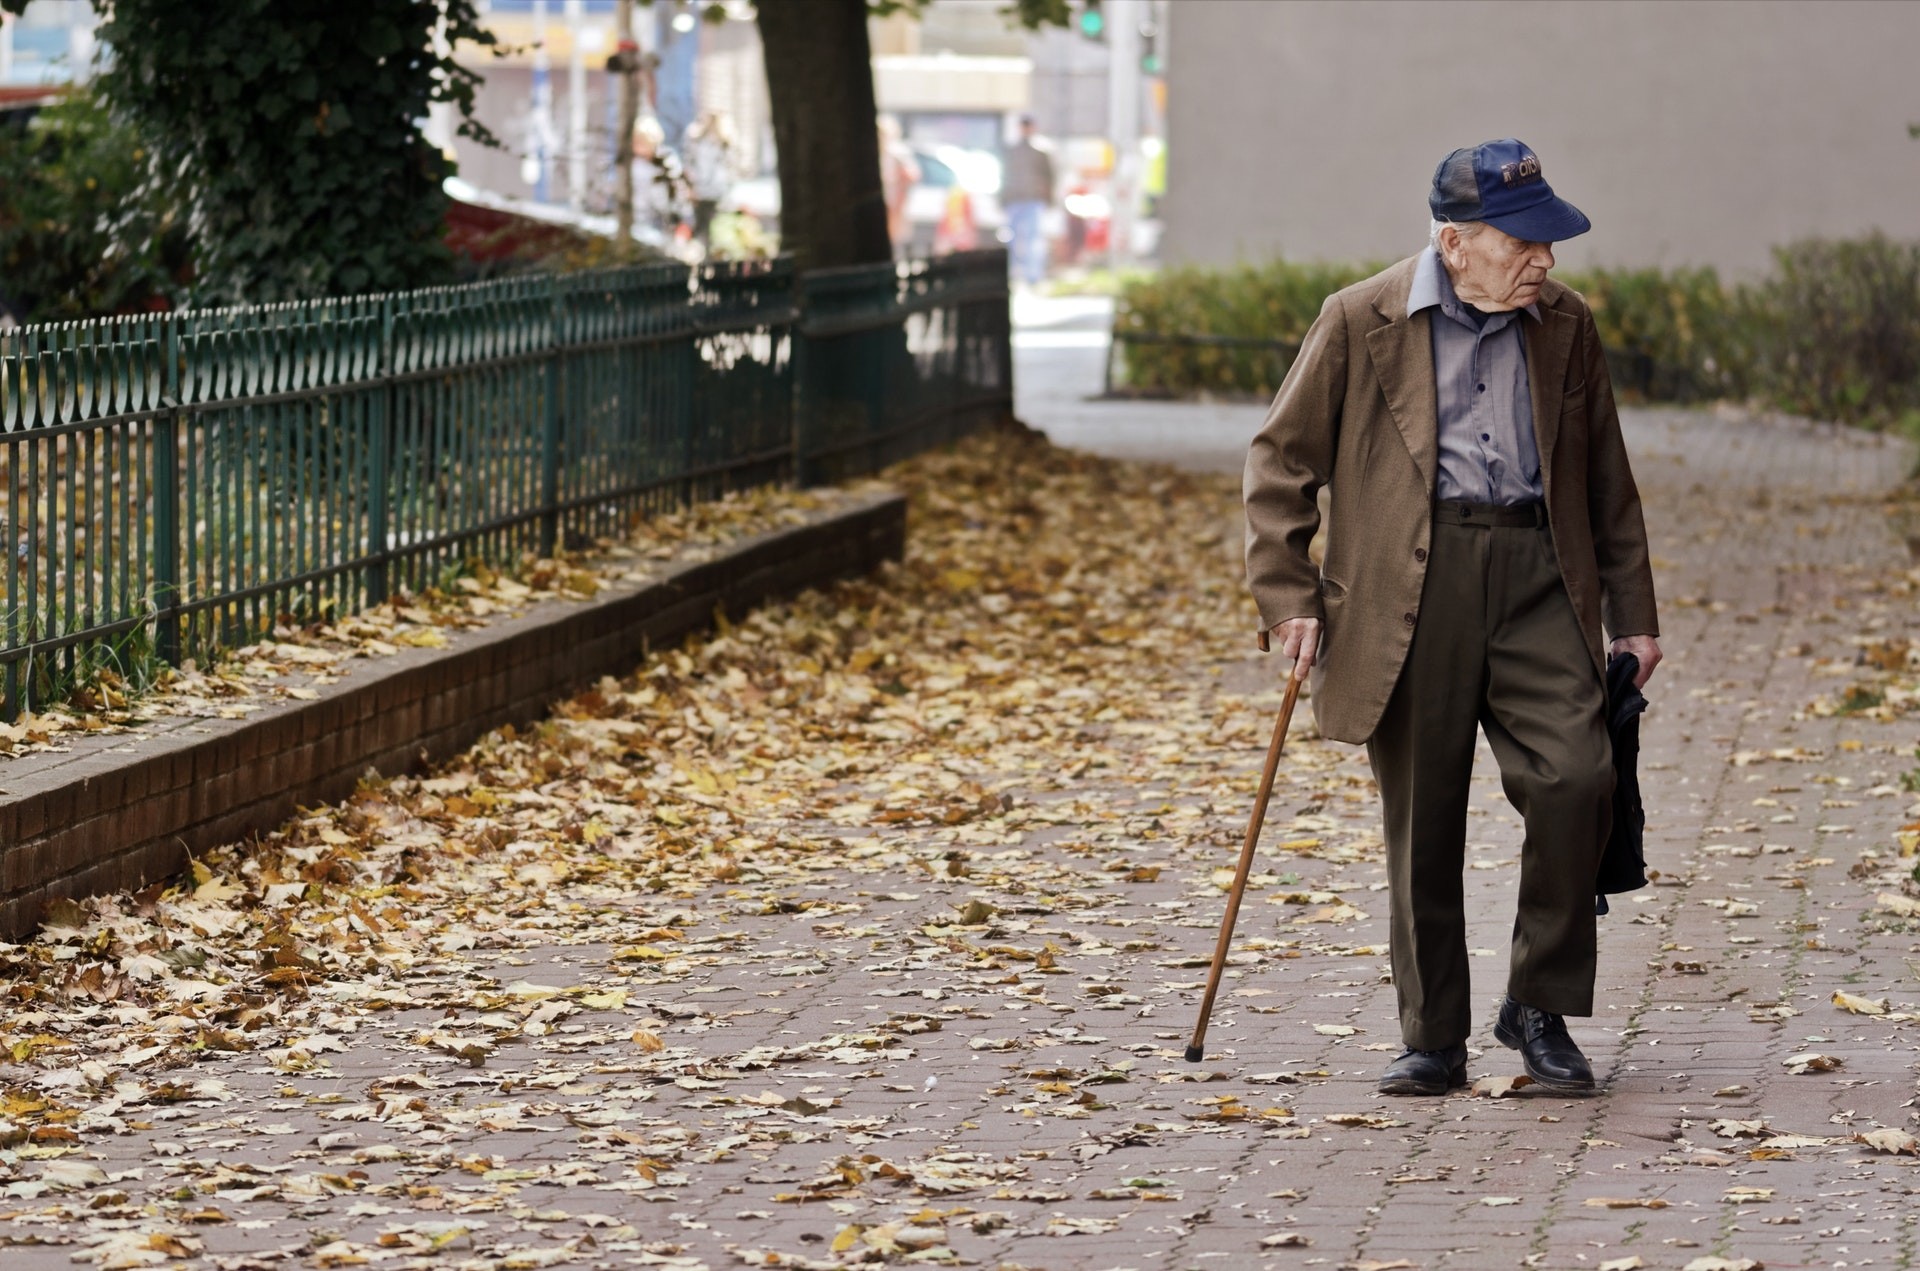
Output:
[{"xmin": 1184, "ymin": 1045, "xmax": 1205, "ymax": 1064}]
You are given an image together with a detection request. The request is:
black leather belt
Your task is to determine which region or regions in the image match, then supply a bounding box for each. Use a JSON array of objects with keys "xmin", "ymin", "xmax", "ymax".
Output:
[{"xmin": 1433, "ymin": 500, "xmax": 1547, "ymax": 528}]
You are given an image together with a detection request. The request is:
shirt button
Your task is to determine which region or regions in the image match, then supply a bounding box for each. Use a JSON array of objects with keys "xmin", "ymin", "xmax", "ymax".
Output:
[
  {"xmin": 1403, "ymin": 612, "xmax": 1417, "ymax": 626},
  {"xmin": 1477, "ymin": 383, "xmax": 1486, "ymax": 392},
  {"xmin": 1481, "ymin": 432, "xmax": 1491, "ymax": 441},
  {"xmin": 1413, "ymin": 547, "xmax": 1427, "ymax": 562}
]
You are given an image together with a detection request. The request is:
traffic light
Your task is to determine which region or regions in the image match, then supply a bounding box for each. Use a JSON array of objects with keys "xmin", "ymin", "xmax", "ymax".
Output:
[
  {"xmin": 1139, "ymin": 18, "xmax": 1161, "ymax": 74},
  {"xmin": 1077, "ymin": 0, "xmax": 1105, "ymax": 41}
]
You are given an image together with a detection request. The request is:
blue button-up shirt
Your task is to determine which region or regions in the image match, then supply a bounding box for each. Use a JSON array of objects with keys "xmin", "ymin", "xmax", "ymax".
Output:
[{"xmin": 1407, "ymin": 248, "xmax": 1544, "ymax": 506}]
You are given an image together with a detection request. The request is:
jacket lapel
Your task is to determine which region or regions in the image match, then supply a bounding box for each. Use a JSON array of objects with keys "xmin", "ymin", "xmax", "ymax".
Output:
[
  {"xmin": 1365, "ymin": 268, "xmax": 1438, "ymax": 498},
  {"xmin": 1526, "ymin": 303, "xmax": 1578, "ymax": 483}
]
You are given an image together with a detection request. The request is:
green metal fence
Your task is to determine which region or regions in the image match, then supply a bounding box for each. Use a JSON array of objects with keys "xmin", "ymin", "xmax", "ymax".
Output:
[
  {"xmin": 0, "ymin": 249, "xmax": 1010, "ymax": 718},
  {"xmin": 798, "ymin": 249, "xmax": 1013, "ymax": 484}
]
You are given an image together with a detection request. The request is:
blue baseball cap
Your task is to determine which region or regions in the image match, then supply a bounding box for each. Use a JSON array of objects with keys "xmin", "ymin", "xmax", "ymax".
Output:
[{"xmin": 1429, "ymin": 138, "xmax": 1590, "ymax": 243}]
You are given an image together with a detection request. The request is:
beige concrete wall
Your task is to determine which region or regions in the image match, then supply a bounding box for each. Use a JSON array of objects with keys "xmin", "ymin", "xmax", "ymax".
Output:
[{"xmin": 1161, "ymin": 0, "xmax": 1920, "ymax": 275}]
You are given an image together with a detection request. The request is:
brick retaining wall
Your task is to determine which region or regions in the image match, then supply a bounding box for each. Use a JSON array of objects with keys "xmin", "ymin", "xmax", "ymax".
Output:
[{"xmin": 0, "ymin": 491, "xmax": 906, "ymax": 941}]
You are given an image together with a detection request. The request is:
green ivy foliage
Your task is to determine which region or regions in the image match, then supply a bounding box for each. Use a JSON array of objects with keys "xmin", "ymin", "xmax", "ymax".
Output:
[{"xmin": 6, "ymin": 0, "xmax": 499, "ymax": 306}]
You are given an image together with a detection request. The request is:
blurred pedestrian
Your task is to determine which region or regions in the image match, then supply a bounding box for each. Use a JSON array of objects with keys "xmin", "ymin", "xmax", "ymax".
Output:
[
  {"xmin": 682, "ymin": 111, "xmax": 735, "ymax": 251},
  {"xmin": 878, "ymin": 115, "xmax": 919, "ymax": 253},
  {"xmin": 630, "ymin": 116, "xmax": 687, "ymax": 239},
  {"xmin": 1243, "ymin": 138, "xmax": 1662, "ymax": 1098},
  {"xmin": 1001, "ymin": 113, "xmax": 1055, "ymax": 287}
]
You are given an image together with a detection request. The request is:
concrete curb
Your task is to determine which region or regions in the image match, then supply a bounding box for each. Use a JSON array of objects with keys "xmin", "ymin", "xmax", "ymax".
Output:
[{"xmin": 0, "ymin": 490, "xmax": 906, "ymax": 941}]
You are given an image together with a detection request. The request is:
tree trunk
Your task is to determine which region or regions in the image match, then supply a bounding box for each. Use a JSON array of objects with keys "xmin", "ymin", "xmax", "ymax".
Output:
[{"xmin": 755, "ymin": 0, "xmax": 892, "ymax": 271}]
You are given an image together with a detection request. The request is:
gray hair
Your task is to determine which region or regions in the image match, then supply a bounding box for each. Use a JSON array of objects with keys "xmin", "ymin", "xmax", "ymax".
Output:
[{"xmin": 1429, "ymin": 218, "xmax": 1484, "ymax": 252}]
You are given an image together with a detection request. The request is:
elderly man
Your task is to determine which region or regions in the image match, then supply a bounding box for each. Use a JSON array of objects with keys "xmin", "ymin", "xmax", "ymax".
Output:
[{"xmin": 1243, "ymin": 139, "xmax": 1661, "ymax": 1096}]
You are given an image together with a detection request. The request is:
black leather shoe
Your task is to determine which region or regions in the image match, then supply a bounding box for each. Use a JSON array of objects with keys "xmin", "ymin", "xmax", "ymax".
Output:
[
  {"xmin": 1493, "ymin": 996, "xmax": 1594, "ymax": 1093},
  {"xmin": 1377, "ymin": 1043, "xmax": 1468, "ymax": 1096}
]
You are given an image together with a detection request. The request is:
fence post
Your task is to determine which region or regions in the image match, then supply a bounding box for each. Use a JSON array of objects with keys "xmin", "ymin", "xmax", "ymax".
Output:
[
  {"xmin": 946, "ymin": 259, "xmax": 963, "ymax": 444},
  {"xmin": 367, "ymin": 296, "xmax": 392, "ymax": 605},
  {"xmin": 153, "ymin": 320, "xmax": 182, "ymax": 667},
  {"xmin": 152, "ymin": 411, "xmax": 181, "ymax": 667},
  {"xmin": 680, "ymin": 270, "xmax": 699, "ymax": 508},
  {"xmin": 791, "ymin": 269, "xmax": 810, "ymax": 489},
  {"xmin": 540, "ymin": 276, "xmax": 563, "ymax": 558},
  {"xmin": 866, "ymin": 265, "xmax": 896, "ymax": 477}
]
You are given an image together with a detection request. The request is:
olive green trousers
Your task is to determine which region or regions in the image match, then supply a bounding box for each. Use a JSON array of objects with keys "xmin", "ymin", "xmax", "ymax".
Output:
[{"xmin": 1365, "ymin": 504, "xmax": 1613, "ymax": 1052}]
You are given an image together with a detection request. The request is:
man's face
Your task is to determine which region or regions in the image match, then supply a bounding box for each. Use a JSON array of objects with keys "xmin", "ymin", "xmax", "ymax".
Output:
[{"xmin": 1441, "ymin": 224, "xmax": 1555, "ymax": 312}]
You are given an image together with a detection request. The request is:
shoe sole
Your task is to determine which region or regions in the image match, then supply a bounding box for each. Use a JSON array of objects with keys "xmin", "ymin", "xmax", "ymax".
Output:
[
  {"xmin": 1377, "ymin": 1065, "xmax": 1467, "ymax": 1096},
  {"xmin": 1493, "ymin": 1018, "xmax": 1595, "ymax": 1094}
]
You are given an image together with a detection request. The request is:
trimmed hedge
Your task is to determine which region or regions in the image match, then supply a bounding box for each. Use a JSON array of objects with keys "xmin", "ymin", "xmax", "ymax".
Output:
[
  {"xmin": 1745, "ymin": 236, "xmax": 1920, "ymax": 429},
  {"xmin": 1114, "ymin": 234, "xmax": 1920, "ymax": 433},
  {"xmin": 1113, "ymin": 259, "xmax": 1380, "ymax": 398}
]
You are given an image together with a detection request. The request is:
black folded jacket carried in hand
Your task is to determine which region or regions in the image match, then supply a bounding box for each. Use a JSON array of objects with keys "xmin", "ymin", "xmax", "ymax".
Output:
[{"xmin": 1596, "ymin": 651, "xmax": 1649, "ymax": 915}]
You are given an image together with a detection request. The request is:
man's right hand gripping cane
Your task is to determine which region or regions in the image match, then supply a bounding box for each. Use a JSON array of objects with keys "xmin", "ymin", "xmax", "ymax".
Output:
[{"xmin": 1270, "ymin": 617, "xmax": 1321, "ymax": 683}]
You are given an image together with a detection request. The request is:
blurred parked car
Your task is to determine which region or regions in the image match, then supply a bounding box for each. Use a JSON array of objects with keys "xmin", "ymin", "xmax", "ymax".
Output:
[
  {"xmin": 1058, "ymin": 185, "xmax": 1111, "ymax": 264},
  {"xmin": 904, "ymin": 146, "xmax": 1004, "ymax": 255},
  {"xmin": 719, "ymin": 145, "xmax": 1006, "ymax": 256}
]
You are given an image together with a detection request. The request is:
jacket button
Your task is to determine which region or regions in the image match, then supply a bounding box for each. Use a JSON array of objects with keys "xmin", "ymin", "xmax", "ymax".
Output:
[
  {"xmin": 1403, "ymin": 612, "xmax": 1416, "ymax": 626},
  {"xmin": 1413, "ymin": 547, "xmax": 1427, "ymax": 562}
]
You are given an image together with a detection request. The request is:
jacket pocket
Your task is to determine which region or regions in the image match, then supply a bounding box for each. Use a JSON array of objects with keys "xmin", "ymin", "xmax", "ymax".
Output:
[
  {"xmin": 1316, "ymin": 581, "xmax": 1346, "ymax": 667},
  {"xmin": 1560, "ymin": 382, "xmax": 1587, "ymax": 416}
]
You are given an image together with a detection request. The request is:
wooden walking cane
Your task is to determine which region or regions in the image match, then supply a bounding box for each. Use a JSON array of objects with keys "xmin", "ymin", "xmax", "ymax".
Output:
[{"xmin": 1186, "ymin": 629, "xmax": 1304, "ymax": 1064}]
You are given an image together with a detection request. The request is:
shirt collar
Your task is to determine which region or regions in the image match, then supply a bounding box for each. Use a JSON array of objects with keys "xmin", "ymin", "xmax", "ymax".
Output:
[{"xmin": 1408, "ymin": 247, "xmax": 1542, "ymax": 323}]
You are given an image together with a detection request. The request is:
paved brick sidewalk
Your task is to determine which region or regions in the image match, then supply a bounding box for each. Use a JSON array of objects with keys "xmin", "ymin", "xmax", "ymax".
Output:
[{"xmin": 2, "ymin": 399, "xmax": 1916, "ymax": 1271}]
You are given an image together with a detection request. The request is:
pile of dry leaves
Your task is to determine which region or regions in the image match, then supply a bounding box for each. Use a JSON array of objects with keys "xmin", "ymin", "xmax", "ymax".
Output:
[{"xmin": 0, "ymin": 484, "xmax": 866, "ymax": 755}]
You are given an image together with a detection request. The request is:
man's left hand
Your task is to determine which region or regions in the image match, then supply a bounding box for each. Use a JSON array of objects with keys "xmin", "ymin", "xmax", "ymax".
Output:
[{"xmin": 1610, "ymin": 634, "xmax": 1662, "ymax": 689}]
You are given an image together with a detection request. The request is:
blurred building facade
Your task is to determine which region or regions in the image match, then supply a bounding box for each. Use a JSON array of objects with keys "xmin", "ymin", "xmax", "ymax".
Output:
[
  {"xmin": 0, "ymin": 0, "xmax": 95, "ymax": 87},
  {"xmin": 447, "ymin": 0, "xmax": 1166, "ymax": 259},
  {"xmin": 866, "ymin": 0, "xmax": 1159, "ymax": 163},
  {"xmin": 868, "ymin": 0, "xmax": 1166, "ymax": 259},
  {"xmin": 1160, "ymin": 0, "xmax": 1920, "ymax": 274},
  {"xmin": 448, "ymin": 0, "xmax": 768, "ymax": 214},
  {"xmin": 869, "ymin": 0, "xmax": 1031, "ymax": 153}
]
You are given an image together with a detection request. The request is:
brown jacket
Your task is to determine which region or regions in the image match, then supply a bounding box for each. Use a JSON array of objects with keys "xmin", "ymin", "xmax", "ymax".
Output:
[{"xmin": 1243, "ymin": 254, "xmax": 1659, "ymax": 745}]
